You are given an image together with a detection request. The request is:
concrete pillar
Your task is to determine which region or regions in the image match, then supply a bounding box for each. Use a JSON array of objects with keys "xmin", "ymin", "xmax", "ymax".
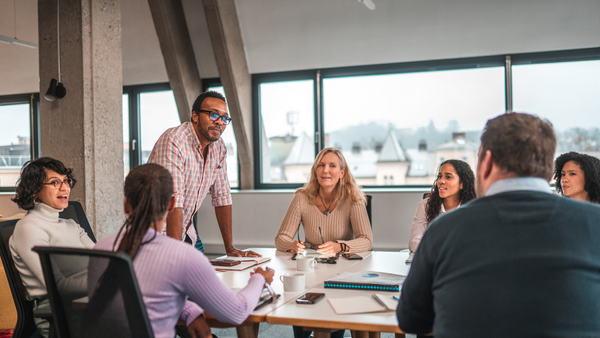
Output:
[
  {"xmin": 38, "ymin": 0, "xmax": 124, "ymax": 239},
  {"xmin": 203, "ymin": 0, "xmax": 254, "ymax": 189}
]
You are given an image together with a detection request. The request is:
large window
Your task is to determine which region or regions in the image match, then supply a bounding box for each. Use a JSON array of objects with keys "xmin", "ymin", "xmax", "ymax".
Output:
[
  {"xmin": 513, "ymin": 59, "xmax": 600, "ymax": 159},
  {"xmin": 0, "ymin": 94, "xmax": 38, "ymax": 191},
  {"xmin": 323, "ymin": 68, "xmax": 505, "ymax": 186},
  {"xmin": 257, "ymin": 79, "xmax": 315, "ymax": 184},
  {"xmin": 254, "ymin": 49, "xmax": 600, "ymax": 188}
]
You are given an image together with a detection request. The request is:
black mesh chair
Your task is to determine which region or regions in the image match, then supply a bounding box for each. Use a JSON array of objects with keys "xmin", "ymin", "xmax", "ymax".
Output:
[
  {"xmin": 0, "ymin": 219, "xmax": 41, "ymax": 338},
  {"xmin": 33, "ymin": 247, "xmax": 154, "ymax": 338},
  {"xmin": 365, "ymin": 195, "xmax": 372, "ymax": 227},
  {"xmin": 59, "ymin": 201, "xmax": 96, "ymax": 242}
]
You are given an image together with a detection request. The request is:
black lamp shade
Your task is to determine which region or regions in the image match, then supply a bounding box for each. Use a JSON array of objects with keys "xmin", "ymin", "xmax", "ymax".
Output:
[{"xmin": 44, "ymin": 79, "xmax": 66, "ymax": 101}]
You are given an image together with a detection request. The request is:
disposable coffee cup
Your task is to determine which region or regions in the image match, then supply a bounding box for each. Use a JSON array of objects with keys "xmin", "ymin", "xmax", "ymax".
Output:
[
  {"xmin": 296, "ymin": 256, "xmax": 317, "ymax": 271},
  {"xmin": 280, "ymin": 273, "xmax": 305, "ymax": 291}
]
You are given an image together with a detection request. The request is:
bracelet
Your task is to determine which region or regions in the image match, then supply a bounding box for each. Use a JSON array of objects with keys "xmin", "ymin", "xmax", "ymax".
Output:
[{"xmin": 338, "ymin": 242, "xmax": 348, "ymax": 253}]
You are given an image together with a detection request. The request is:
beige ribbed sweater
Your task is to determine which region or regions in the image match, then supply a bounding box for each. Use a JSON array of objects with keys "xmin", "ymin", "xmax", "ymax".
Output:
[{"xmin": 275, "ymin": 191, "xmax": 373, "ymax": 253}]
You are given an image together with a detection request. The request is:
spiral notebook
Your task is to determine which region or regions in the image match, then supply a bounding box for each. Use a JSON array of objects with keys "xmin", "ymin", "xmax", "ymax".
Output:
[{"xmin": 324, "ymin": 271, "xmax": 405, "ymax": 292}]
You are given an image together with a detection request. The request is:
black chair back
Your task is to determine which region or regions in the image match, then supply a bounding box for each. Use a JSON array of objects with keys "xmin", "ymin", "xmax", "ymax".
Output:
[
  {"xmin": 0, "ymin": 219, "xmax": 38, "ymax": 338},
  {"xmin": 59, "ymin": 201, "xmax": 96, "ymax": 243},
  {"xmin": 33, "ymin": 247, "xmax": 154, "ymax": 338},
  {"xmin": 365, "ymin": 195, "xmax": 372, "ymax": 227}
]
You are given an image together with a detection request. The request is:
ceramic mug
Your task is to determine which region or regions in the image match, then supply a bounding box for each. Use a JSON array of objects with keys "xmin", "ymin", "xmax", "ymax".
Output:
[
  {"xmin": 296, "ymin": 256, "xmax": 317, "ymax": 271},
  {"xmin": 280, "ymin": 273, "xmax": 305, "ymax": 291}
]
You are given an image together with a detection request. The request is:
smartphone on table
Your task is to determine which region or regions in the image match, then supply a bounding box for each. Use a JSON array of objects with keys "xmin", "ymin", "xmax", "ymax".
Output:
[
  {"xmin": 296, "ymin": 293, "xmax": 325, "ymax": 304},
  {"xmin": 210, "ymin": 259, "xmax": 241, "ymax": 266},
  {"xmin": 342, "ymin": 253, "xmax": 363, "ymax": 260}
]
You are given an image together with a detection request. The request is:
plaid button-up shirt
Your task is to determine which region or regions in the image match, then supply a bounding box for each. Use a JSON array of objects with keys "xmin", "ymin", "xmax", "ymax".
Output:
[{"xmin": 148, "ymin": 122, "xmax": 232, "ymax": 245}]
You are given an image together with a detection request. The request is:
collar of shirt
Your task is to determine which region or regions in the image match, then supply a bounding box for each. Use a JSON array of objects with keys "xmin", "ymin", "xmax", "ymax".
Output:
[{"xmin": 486, "ymin": 177, "xmax": 552, "ymax": 197}]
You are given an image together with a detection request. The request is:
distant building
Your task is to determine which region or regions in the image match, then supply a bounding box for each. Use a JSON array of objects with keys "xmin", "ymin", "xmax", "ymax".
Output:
[
  {"xmin": 282, "ymin": 132, "xmax": 314, "ymax": 183},
  {"xmin": 376, "ymin": 130, "xmax": 410, "ymax": 185},
  {"xmin": 434, "ymin": 132, "xmax": 479, "ymax": 171}
]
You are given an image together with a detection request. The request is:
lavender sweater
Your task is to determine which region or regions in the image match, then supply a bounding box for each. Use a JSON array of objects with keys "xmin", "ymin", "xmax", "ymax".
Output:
[{"xmin": 92, "ymin": 228, "xmax": 265, "ymax": 338}]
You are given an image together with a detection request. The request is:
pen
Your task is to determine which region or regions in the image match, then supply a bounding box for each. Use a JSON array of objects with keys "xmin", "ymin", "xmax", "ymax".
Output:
[
  {"xmin": 393, "ymin": 295, "xmax": 400, "ymax": 301},
  {"xmin": 319, "ymin": 227, "xmax": 324, "ymax": 244}
]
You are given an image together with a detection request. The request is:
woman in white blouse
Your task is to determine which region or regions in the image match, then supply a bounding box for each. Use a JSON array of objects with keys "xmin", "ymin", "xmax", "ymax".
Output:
[{"xmin": 408, "ymin": 159, "xmax": 476, "ymax": 253}]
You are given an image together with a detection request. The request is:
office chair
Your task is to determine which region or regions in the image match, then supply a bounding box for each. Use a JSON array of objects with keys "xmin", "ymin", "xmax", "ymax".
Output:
[
  {"xmin": 59, "ymin": 201, "xmax": 97, "ymax": 243},
  {"xmin": 33, "ymin": 247, "xmax": 154, "ymax": 338},
  {"xmin": 365, "ymin": 195, "xmax": 372, "ymax": 227},
  {"xmin": 0, "ymin": 219, "xmax": 49, "ymax": 338}
]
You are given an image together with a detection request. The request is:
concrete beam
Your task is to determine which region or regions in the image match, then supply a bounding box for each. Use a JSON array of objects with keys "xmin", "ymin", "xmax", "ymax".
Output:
[
  {"xmin": 147, "ymin": 0, "xmax": 202, "ymax": 123},
  {"xmin": 38, "ymin": 0, "xmax": 124, "ymax": 239},
  {"xmin": 202, "ymin": 0, "xmax": 254, "ymax": 189}
]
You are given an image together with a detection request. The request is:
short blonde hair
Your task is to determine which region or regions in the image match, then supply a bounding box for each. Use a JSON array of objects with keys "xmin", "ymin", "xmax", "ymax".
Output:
[{"xmin": 298, "ymin": 147, "xmax": 366, "ymax": 205}]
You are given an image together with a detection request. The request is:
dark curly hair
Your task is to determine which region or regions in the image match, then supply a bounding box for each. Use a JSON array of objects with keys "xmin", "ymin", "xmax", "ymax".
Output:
[
  {"xmin": 11, "ymin": 157, "xmax": 76, "ymax": 210},
  {"xmin": 553, "ymin": 152, "xmax": 600, "ymax": 204},
  {"xmin": 190, "ymin": 91, "xmax": 226, "ymax": 121},
  {"xmin": 426, "ymin": 159, "xmax": 476, "ymax": 223}
]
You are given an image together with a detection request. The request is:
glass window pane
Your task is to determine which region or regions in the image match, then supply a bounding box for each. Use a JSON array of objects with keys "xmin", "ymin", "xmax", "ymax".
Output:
[
  {"xmin": 0, "ymin": 103, "xmax": 31, "ymax": 188},
  {"xmin": 259, "ymin": 80, "xmax": 315, "ymax": 184},
  {"xmin": 139, "ymin": 91, "xmax": 181, "ymax": 164},
  {"xmin": 122, "ymin": 94, "xmax": 129, "ymax": 178},
  {"xmin": 513, "ymin": 60, "xmax": 600, "ymax": 160},
  {"xmin": 207, "ymin": 86, "xmax": 238, "ymax": 188},
  {"xmin": 323, "ymin": 68, "xmax": 505, "ymax": 186}
]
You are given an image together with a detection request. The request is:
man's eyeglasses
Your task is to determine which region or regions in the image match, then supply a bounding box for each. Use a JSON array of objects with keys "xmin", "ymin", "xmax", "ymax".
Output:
[
  {"xmin": 197, "ymin": 110, "xmax": 232, "ymax": 125},
  {"xmin": 42, "ymin": 178, "xmax": 74, "ymax": 189}
]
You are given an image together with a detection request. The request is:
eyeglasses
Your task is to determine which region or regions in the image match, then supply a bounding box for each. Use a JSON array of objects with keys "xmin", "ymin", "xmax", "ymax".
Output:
[
  {"xmin": 42, "ymin": 178, "xmax": 74, "ymax": 189},
  {"xmin": 197, "ymin": 110, "xmax": 232, "ymax": 125}
]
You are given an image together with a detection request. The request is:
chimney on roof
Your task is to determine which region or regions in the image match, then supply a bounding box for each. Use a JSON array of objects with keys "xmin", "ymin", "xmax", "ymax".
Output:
[
  {"xmin": 418, "ymin": 139, "xmax": 427, "ymax": 151},
  {"xmin": 452, "ymin": 132, "xmax": 466, "ymax": 141},
  {"xmin": 374, "ymin": 142, "xmax": 383, "ymax": 153}
]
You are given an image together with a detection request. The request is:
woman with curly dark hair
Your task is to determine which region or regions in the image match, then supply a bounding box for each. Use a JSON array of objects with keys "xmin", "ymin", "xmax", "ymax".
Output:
[
  {"xmin": 408, "ymin": 159, "xmax": 476, "ymax": 253},
  {"xmin": 9, "ymin": 157, "xmax": 94, "ymax": 337},
  {"xmin": 554, "ymin": 152, "xmax": 600, "ymax": 204}
]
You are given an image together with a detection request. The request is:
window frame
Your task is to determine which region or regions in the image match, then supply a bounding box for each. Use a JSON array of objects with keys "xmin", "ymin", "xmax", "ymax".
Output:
[
  {"xmin": 251, "ymin": 47, "xmax": 600, "ymax": 189},
  {"xmin": 0, "ymin": 93, "xmax": 40, "ymax": 192}
]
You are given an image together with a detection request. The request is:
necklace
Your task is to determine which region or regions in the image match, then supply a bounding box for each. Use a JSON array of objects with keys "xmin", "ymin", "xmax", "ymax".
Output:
[{"xmin": 319, "ymin": 193, "xmax": 332, "ymax": 216}]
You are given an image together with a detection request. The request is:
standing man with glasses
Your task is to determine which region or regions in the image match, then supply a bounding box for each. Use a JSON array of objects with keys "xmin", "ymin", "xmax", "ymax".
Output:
[{"xmin": 148, "ymin": 91, "xmax": 260, "ymax": 258}]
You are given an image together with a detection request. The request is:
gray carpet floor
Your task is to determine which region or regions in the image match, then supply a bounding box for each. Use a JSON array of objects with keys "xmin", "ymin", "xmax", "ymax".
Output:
[{"xmin": 210, "ymin": 325, "xmax": 401, "ymax": 337}]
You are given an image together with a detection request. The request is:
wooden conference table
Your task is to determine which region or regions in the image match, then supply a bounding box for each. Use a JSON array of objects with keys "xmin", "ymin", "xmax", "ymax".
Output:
[{"xmin": 206, "ymin": 248, "xmax": 410, "ymax": 338}]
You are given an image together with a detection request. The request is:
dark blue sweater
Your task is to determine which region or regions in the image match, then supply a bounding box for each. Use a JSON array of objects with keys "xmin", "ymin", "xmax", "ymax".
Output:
[{"xmin": 397, "ymin": 191, "xmax": 600, "ymax": 338}]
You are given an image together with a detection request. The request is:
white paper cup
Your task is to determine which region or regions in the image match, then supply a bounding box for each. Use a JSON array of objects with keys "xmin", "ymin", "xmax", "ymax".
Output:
[
  {"xmin": 296, "ymin": 256, "xmax": 317, "ymax": 271},
  {"xmin": 279, "ymin": 273, "xmax": 305, "ymax": 291}
]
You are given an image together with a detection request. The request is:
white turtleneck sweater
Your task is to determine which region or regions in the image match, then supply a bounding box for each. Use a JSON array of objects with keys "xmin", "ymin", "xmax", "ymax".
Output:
[{"xmin": 9, "ymin": 202, "xmax": 95, "ymax": 297}]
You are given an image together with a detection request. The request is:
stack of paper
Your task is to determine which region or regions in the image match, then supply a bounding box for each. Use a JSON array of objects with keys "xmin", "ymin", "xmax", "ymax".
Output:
[{"xmin": 328, "ymin": 293, "xmax": 399, "ymax": 314}]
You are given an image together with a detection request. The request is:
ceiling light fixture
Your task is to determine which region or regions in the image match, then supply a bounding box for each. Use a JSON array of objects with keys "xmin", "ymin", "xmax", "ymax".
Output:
[
  {"xmin": 358, "ymin": 0, "xmax": 376, "ymax": 10},
  {"xmin": 0, "ymin": 1, "xmax": 38, "ymax": 48}
]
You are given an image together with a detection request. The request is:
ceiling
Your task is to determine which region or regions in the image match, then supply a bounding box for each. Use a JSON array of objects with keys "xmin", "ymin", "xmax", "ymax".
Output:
[{"xmin": 1, "ymin": 0, "xmax": 599, "ymax": 95}]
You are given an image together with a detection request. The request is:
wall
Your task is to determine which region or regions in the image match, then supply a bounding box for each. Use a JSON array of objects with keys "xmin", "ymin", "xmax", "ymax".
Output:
[
  {"xmin": 0, "ymin": 193, "xmax": 23, "ymax": 219},
  {"xmin": 196, "ymin": 188, "xmax": 428, "ymax": 255}
]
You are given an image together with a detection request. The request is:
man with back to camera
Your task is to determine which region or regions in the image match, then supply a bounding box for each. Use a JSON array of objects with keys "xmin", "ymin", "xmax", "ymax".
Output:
[
  {"xmin": 148, "ymin": 91, "xmax": 259, "ymax": 257},
  {"xmin": 397, "ymin": 113, "xmax": 600, "ymax": 337}
]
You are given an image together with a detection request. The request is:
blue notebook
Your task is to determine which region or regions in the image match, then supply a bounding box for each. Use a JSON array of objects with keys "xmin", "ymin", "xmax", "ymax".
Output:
[{"xmin": 324, "ymin": 271, "xmax": 405, "ymax": 292}]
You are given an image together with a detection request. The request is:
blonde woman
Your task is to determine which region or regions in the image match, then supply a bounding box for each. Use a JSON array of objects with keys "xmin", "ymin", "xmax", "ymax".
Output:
[{"xmin": 275, "ymin": 147, "xmax": 373, "ymax": 255}]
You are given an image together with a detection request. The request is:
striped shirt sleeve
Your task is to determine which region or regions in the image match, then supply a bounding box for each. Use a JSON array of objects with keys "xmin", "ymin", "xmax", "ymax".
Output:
[
  {"xmin": 149, "ymin": 131, "xmax": 187, "ymax": 209},
  {"xmin": 210, "ymin": 142, "xmax": 232, "ymax": 207}
]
